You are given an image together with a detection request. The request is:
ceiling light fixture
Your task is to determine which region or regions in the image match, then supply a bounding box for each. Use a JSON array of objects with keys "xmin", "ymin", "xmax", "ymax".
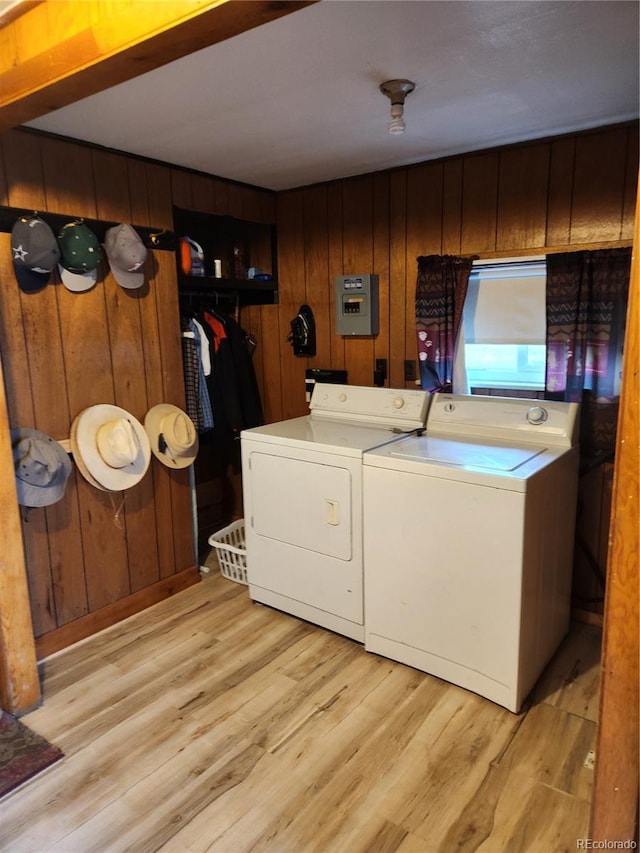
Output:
[{"xmin": 380, "ymin": 79, "xmax": 416, "ymax": 135}]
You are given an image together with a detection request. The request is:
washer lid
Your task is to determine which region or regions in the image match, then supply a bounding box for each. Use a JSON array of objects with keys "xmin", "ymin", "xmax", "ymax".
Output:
[
  {"xmin": 391, "ymin": 435, "xmax": 545, "ymax": 472},
  {"xmin": 363, "ymin": 432, "xmax": 573, "ymax": 489}
]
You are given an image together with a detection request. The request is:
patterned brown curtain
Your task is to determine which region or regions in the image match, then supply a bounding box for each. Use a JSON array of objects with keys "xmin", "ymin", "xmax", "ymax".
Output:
[
  {"xmin": 545, "ymin": 247, "xmax": 632, "ymax": 465},
  {"xmin": 415, "ymin": 254, "xmax": 475, "ymax": 393}
]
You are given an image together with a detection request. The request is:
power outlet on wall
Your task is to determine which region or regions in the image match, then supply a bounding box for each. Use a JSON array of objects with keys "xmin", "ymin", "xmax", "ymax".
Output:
[
  {"xmin": 375, "ymin": 359, "xmax": 387, "ymax": 379},
  {"xmin": 374, "ymin": 358, "xmax": 387, "ymax": 387},
  {"xmin": 404, "ymin": 360, "xmax": 416, "ymax": 381}
]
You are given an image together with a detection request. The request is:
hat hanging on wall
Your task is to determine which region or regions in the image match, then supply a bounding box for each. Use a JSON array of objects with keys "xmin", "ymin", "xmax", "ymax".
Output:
[
  {"xmin": 70, "ymin": 404, "xmax": 151, "ymax": 491},
  {"xmin": 11, "ymin": 216, "xmax": 60, "ymax": 294},
  {"xmin": 144, "ymin": 404, "xmax": 199, "ymax": 469},
  {"xmin": 11, "ymin": 427, "xmax": 72, "ymax": 508},
  {"xmin": 287, "ymin": 304, "xmax": 316, "ymax": 357},
  {"xmin": 57, "ymin": 221, "xmax": 102, "ymax": 292},
  {"xmin": 104, "ymin": 223, "xmax": 147, "ymax": 290}
]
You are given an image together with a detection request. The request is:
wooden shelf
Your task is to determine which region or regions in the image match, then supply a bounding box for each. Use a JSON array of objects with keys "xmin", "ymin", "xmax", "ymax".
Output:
[
  {"xmin": 173, "ymin": 207, "xmax": 278, "ymax": 306},
  {"xmin": 178, "ymin": 276, "xmax": 278, "ymax": 306}
]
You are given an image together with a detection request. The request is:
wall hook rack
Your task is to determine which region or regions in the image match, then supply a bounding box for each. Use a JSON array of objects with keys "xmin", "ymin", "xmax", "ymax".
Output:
[{"xmin": 0, "ymin": 205, "xmax": 176, "ymax": 251}]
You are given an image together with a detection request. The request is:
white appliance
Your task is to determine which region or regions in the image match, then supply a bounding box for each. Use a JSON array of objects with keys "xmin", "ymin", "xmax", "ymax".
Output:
[
  {"xmin": 363, "ymin": 393, "xmax": 580, "ymax": 712},
  {"xmin": 241, "ymin": 384, "xmax": 430, "ymax": 641}
]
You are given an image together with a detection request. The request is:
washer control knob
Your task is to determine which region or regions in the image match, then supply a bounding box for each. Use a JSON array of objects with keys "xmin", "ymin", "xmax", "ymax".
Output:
[
  {"xmin": 527, "ymin": 406, "xmax": 548, "ymax": 425},
  {"xmin": 338, "ymin": 393, "xmax": 347, "ymax": 403},
  {"xmin": 392, "ymin": 396, "xmax": 405, "ymax": 409}
]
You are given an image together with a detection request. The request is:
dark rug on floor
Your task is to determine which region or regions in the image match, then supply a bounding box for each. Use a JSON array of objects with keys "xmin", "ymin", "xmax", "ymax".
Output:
[{"xmin": 0, "ymin": 710, "xmax": 64, "ymax": 799}]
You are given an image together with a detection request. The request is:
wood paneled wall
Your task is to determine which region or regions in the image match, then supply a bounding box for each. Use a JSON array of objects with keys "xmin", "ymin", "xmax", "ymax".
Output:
[
  {"xmin": 259, "ymin": 123, "xmax": 638, "ymax": 426},
  {"xmin": 0, "ymin": 128, "xmax": 276, "ymax": 657}
]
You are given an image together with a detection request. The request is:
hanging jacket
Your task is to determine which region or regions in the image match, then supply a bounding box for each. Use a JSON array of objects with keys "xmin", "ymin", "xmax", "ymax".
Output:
[
  {"xmin": 224, "ymin": 314, "xmax": 264, "ymax": 429},
  {"xmin": 202, "ymin": 311, "xmax": 244, "ymax": 438},
  {"xmin": 200, "ymin": 310, "xmax": 264, "ymax": 438}
]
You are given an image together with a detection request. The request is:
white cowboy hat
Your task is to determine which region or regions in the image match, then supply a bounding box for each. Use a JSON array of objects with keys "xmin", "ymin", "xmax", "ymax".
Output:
[
  {"xmin": 70, "ymin": 405, "xmax": 151, "ymax": 491},
  {"xmin": 144, "ymin": 404, "xmax": 198, "ymax": 469},
  {"xmin": 11, "ymin": 428, "xmax": 72, "ymax": 507}
]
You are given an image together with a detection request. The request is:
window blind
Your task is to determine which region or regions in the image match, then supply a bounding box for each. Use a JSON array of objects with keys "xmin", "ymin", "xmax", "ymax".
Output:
[{"xmin": 464, "ymin": 260, "xmax": 546, "ymax": 345}]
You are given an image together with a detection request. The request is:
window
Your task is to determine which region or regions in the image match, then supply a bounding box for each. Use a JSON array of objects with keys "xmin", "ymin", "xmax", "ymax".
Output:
[
  {"xmin": 465, "ymin": 343, "xmax": 546, "ymax": 390},
  {"xmin": 462, "ymin": 258, "xmax": 546, "ymax": 392}
]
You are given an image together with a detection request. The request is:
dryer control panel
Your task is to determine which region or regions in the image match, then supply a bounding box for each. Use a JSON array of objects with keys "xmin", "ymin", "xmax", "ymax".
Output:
[{"xmin": 310, "ymin": 383, "xmax": 429, "ymax": 431}]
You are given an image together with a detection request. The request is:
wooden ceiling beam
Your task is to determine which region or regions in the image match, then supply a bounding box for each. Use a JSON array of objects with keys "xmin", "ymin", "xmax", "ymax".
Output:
[{"xmin": 0, "ymin": 0, "xmax": 316, "ymax": 133}]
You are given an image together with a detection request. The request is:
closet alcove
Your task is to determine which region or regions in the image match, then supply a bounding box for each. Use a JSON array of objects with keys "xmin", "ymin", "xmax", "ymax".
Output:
[{"xmin": 174, "ymin": 206, "xmax": 278, "ymax": 558}]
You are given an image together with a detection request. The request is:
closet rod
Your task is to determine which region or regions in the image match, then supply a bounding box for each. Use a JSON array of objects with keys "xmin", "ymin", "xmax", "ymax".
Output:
[
  {"xmin": 179, "ymin": 288, "xmax": 239, "ymax": 299},
  {"xmin": 0, "ymin": 205, "xmax": 176, "ymax": 251},
  {"xmin": 179, "ymin": 287, "xmax": 241, "ymax": 308}
]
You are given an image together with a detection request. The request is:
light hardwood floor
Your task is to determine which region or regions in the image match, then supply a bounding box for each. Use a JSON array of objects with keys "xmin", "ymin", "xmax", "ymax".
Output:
[{"xmin": 1, "ymin": 566, "xmax": 601, "ymax": 853}]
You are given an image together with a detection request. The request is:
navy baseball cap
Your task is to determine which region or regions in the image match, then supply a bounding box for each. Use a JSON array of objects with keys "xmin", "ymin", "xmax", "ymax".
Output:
[{"xmin": 11, "ymin": 216, "xmax": 60, "ymax": 293}]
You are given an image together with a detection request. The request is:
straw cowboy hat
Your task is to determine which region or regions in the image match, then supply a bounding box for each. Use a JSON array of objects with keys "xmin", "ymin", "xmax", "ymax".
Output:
[
  {"xmin": 144, "ymin": 404, "xmax": 199, "ymax": 469},
  {"xmin": 70, "ymin": 404, "xmax": 151, "ymax": 491},
  {"xmin": 11, "ymin": 428, "xmax": 72, "ymax": 507}
]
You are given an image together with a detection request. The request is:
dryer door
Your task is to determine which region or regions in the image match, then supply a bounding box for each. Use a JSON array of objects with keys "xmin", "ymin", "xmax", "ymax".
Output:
[
  {"xmin": 249, "ymin": 451, "xmax": 352, "ymax": 559},
  {"xmin": 242, "ymin": 444, "xmax": 363, "ymax": 629}
]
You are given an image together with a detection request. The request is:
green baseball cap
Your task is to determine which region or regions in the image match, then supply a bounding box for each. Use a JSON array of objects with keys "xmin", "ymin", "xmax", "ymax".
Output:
[{"xmin": 57, "ymin": 221, "xmax": 102, "ymax": 292}]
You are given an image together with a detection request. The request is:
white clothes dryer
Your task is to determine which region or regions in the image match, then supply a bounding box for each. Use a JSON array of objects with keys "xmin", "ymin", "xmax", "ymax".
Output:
[
  {"xmin": 363, "ymin": 393, "xmax": 580, "ymax": 712},
  {"xmin": 241, "ymin": 384, "xmax": 430, "ymax": 641}
]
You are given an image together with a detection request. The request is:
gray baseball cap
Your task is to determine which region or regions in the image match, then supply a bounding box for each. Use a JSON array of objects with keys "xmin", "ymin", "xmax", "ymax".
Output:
[{"xmin": 104, "ymin": 224, "xmax": 147, "ymax": 289}]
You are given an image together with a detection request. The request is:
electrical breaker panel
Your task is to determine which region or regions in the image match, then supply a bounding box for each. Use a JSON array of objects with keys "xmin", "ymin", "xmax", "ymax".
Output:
[{"xmin": 334, "ymin": 274, "xmax": 379, "ymax": 336}]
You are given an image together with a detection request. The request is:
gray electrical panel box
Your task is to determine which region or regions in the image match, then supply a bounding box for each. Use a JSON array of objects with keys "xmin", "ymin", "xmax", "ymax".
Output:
[{"xmin": 335, "ymin": 274, "xmax": 379, "ymax": 336}]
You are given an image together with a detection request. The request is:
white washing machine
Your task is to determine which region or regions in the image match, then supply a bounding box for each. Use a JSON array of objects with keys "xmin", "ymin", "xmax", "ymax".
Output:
[
  {"xmin": 241, "ymin": 384, "xmax": 430, "ymax": 641},
  {"xmin": 363, "ymin": 393, "xmax": 580, "ymax": 712}
]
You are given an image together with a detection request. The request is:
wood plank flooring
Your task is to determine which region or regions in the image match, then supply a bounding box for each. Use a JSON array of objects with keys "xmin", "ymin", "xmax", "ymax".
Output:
[{"xmin": 0, "ymin": 566, "xmax": 601, "ymax": 853}]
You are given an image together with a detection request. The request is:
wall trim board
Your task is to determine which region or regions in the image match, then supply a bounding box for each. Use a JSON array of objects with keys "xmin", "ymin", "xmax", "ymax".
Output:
[
  {"xmin": 0, "ymin": 204, "xmax": 175, "ymax": 250},
  {"xmin": 590, "ymin": 179, "xmax": 640, "ymax": 841},
  {"xmin": 35, "ymin": 566, "xmax": 200, "ymax": 661},
  {"xmin": 0, "ymin": 348, "xmax": 40, "ymax": 715}
]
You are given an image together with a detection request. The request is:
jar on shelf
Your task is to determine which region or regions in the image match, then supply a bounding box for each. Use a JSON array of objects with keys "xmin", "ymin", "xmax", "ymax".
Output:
[{"xmin": 233, "ymin": 246, "xmax": 246, "ymax": 279}]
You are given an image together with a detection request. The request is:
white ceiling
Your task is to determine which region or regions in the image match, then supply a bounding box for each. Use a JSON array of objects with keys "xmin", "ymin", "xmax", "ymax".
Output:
[{"xmin": 25, "ymin": 0, "xmax": 639, "ymax": 192}]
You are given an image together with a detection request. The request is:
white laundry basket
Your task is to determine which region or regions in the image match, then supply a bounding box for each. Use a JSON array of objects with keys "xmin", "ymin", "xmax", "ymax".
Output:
[{"xmin": 208, "ymin": 519, "xmax": 248, "ymax": 585}]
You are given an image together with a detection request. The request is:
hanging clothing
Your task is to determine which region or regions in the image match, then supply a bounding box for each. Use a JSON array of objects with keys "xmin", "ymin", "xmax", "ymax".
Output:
[
  {"xmin": 180, "ymin": 302, "xmax": 264, "ymax": 440},
  {"xmin": 224, "ymin": 314, "xmax": 264, "ymax": 430},
  {"xmin": 181, "ymin": 316, "xmax": 214, "ymax": 433},
  {"xmin": 199, "ymin": 310, "xmax": 263, "ymax": 439},
  {"xmin": 191, "ymin": 317, "xmax": 211, "ymax": 376},
  {"xmin": 202, "ymin": 310, "xmax": 243, "ymax": 437}
]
